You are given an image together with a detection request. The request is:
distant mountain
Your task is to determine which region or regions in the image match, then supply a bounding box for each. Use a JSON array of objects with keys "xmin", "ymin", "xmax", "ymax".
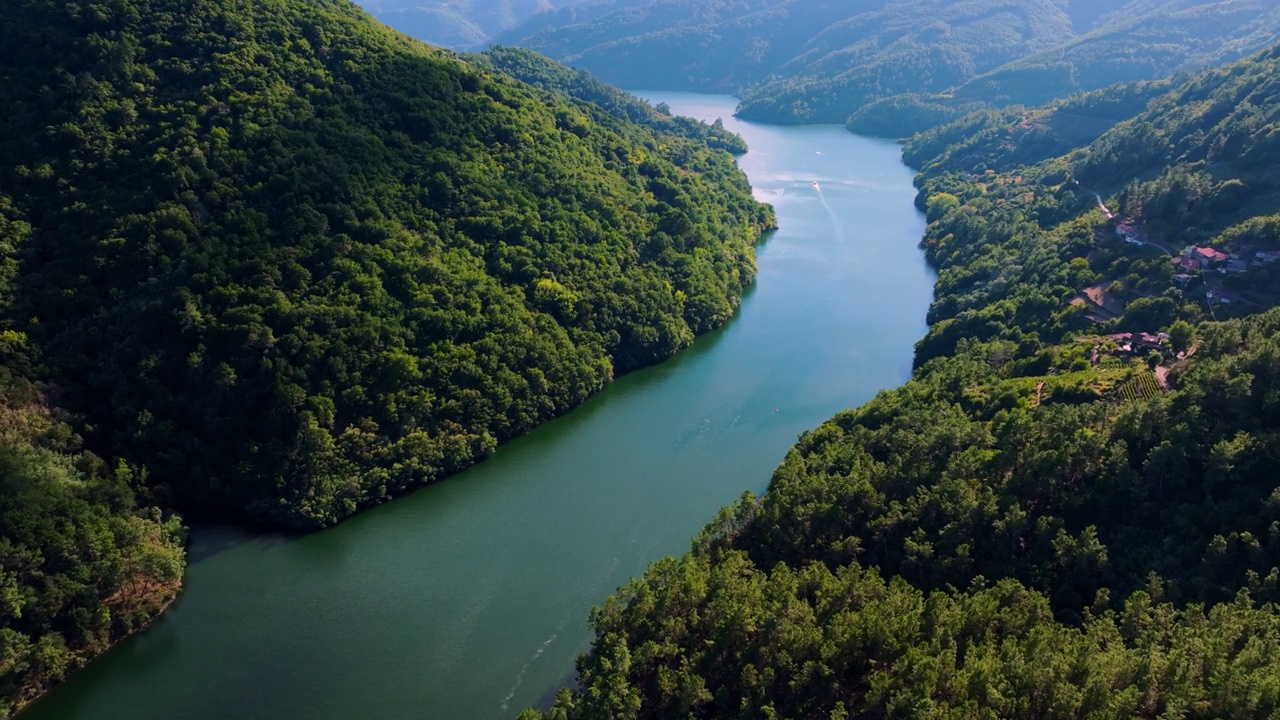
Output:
[
  {"xmin": 355, "ymin": 0, "xmax": 593, "ymax": 49},
  {"xmin": 733, "ymin": 0, "xmax": 1074, "ymax": 123},
  {"xmin": 499, "ymin": 0, "xmax": 1280, "ymax": 133},
  {"xmin": 494, "ymin": 0, "xmax": 651, "ymax": 44},
  {"xmin": 955, "ymin": 0, "xmax": 1280, "ymax": 107}
]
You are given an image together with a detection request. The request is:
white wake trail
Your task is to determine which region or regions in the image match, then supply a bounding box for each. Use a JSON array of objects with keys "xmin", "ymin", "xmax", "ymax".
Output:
[
  {"xmin": 500, "ymin": 634, "xmax": 559, "ymax": 711},
  {"xmin": 815, "ymin": 182, "xmax": 845, "ymax": 243}
]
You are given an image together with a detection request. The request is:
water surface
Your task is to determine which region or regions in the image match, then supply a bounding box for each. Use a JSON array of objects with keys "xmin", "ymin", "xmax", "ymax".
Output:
[{"xmin": 21, "ymin": 92, "xmax": 934, "ymax": 720}]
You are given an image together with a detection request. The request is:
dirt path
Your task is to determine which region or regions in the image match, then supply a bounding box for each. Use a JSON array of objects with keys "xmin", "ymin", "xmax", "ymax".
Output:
[
  {"xmin": 1154, "ymin": 366, "xmax": 1170, "ymax": 391},
  {"xmin": 1076, "ymin": 182, "xmax": 1175, "ymax": 255},
  {"xmin": 1076, "ymin": 181, "xmax": 1114, "ymax": 219}
]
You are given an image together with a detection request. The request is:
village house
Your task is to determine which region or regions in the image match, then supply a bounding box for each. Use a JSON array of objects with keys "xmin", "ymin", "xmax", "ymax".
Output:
[
  {"xmin": 1136, "ymin": 332, "xmax": 1167, "ymax": 349},
  {"xmin": 1256, "ymin": 250, "xmax": 1280, "ymax": 264},
  {"xmin": 1106, "ymin": 334, "xmax": 1136, "ymax": 354},
  {"xmin": 1173, "ymin": 273, "xmax": 1194, "ymax": 288},
  {"xmin": 1184, "ymin": 245, "xmax": 1229, "ymax": 265},
  {"xmin": 1115, "ymin": 222, "xmax": 1152, "ymax": 246},
  {"xmin": 1173, "ymin": 255, "xmax": 1203, "ymax": 273},
  {"xmin": 1221, "ymin": 255, "xmax": 1250, "ymax": 274},
  {"xmin": 1207, "ymin": 287, "xmax": 1235, "ymax": 304},
  {"xmin": 1106, "ymin": 332, "xmax": 1168, "ymax": 355}
]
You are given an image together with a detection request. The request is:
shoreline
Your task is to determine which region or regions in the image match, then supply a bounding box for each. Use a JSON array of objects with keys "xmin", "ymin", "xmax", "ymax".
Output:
[{"xmin": 14, "ymin": 582, "xmax": 182, "ymax": 719}]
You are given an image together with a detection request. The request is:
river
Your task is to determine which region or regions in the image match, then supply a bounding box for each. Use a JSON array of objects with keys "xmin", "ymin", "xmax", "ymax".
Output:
[{"xmin": 19, "ymin": 92, "xmax": 934, "ymax": 720}]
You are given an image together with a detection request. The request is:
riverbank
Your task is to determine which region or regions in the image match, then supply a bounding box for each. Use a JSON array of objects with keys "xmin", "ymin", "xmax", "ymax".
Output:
[{"xmin": 17, "ymin": 93, "xmax": 934, "ymax": 720}]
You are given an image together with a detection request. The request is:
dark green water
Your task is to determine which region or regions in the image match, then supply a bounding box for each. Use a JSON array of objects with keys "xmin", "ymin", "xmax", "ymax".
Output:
[{"xmin": 20, "ymin": 93, "xmax": 934, "ymax": 720}]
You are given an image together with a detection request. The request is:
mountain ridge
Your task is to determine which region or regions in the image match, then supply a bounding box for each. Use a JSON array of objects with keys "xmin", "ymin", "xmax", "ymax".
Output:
[{"xmin": 488, "ymin": 0, "xmax": 1280, "ymax": 134}]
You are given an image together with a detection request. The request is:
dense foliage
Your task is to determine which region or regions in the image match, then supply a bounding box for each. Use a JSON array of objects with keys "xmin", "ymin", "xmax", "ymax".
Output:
[
  {"xmin": 526, "ymin": 42, "xmax": 1280, "ymax": 720},
  {"xmin": 954, "ymin": 0, "xmax": 1280, "ymax": 107},
  {"xmin": 1, "ymin": 0, "xmax": 772, "ymax": 531},
  {"xmin": 844, "ymin": 93, "xmax": 986, "ymax": 139},
  {"xmin": 902, "ymin": 79, "xmax": 1175, "ymax": 176},
  {"xmin": 0, "ymin": 340, "xmax": 184, "ymax": 718},
  {"xmin": 472, "ymin": 46, "xmax": 750, "ymax": 153},
  {"xmin": 905, "ymin": 42, "xmax": 1280, "ymax": 366},
  {"xmin": 490, "ymin": 0, "xmax": 1280, "ymax": 135},
  {"xmin": 528, "ymin": 311, "xmax": 1280, "ymax": 718},
  {"xmin": 0, "ymin": 0, "xmax": 777, "ymax": 711}
]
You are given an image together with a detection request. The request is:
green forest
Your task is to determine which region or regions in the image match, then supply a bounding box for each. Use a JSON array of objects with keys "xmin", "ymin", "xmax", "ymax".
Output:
[
  {"xmin": 492, "ymin": 0, "xmax": 1280, "ymax": 136},
  {"xmin": 1, "ymin": 0, "xmax": 774, "ymax": 528},
  {"xmin": 0, "ymin": 340, "xmax": 184, "ymax": 717},
  {"xmin": 524, "ymin": 42, "xmax": 1280, "ymax": 720},
  {"xmin": 0, "ymin": 0, "xmax": 773, "ymax": 713},
  {"xmin": 11, "ymin": 0, "xmax": 1280, "ymax": 715}
]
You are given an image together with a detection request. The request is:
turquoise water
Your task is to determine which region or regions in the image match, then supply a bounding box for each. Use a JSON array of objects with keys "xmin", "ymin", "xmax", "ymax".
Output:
[{"xmin": 20, "ymin": 92, "xmax": 933, "ymax": 720}]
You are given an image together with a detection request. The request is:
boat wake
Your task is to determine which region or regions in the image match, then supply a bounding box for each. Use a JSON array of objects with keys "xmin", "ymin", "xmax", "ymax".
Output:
[
  {"xmin": 672, "ymin": 416, "xmax": 712, "ymax": 450},
  {"xmin": 814, "ymin": 181, "xmax": 845, "ymax": 242},
  {"xmin": 500, "ymin": 633, "xmax": 559, "ymax": 711}
]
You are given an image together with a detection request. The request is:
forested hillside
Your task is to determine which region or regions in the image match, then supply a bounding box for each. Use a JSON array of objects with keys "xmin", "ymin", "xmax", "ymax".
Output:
[
  {"xmin": 523, "ymin": 43, "xmax": 1280, "ymax": 720},
  {"xmin": 472, "ymin": 46, "xmax": 750, "ymax": 153},
  {"xmin": 495, "ymin": 0, "xmax": 1280, "ymax": 135},
  {"xmin": 955, "ymin": 0, "xmax": 1280, "ymax": 107},
  {"xmin": 0, "ymin": 0, "xmax": 775, "ymax": 711},
  {"xmin": 0, "ymin": 340, "xmax": 184, "ymax": 718},
  {"xmin": 354, "ymin": 0, "xmax": 591, "ymax": 49},
  {"xmin": 1, "ymin": 0, "xmax": 773, "ymax": 531},
  {"xmin": 501, "ymin": 0, "xmax": 1074, "ymax": 121},
  {"xmin": 908, "ymin": 41, "xmax": 1280, "ymax": 364}
]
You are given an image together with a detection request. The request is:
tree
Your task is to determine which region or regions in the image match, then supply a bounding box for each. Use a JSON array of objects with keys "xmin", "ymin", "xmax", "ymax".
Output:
[
  {"xmin": 1167, "ymin": 318, "xmax": 1197, "ymax": 354},
  {"xmin": 925, "ymin": 192, "xmax": 961, "ymax": 220}
]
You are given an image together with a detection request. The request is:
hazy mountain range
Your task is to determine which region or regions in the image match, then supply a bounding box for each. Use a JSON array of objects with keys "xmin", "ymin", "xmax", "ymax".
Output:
[{"xmin": 482, "ymin": 0, "xmax": 1280, "ymax": 132}]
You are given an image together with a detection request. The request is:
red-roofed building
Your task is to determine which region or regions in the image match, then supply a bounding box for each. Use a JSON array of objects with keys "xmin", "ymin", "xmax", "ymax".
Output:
[{"xmin": 1186, "ymin": 246, "xmax": 1229, "ymax": 264}]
